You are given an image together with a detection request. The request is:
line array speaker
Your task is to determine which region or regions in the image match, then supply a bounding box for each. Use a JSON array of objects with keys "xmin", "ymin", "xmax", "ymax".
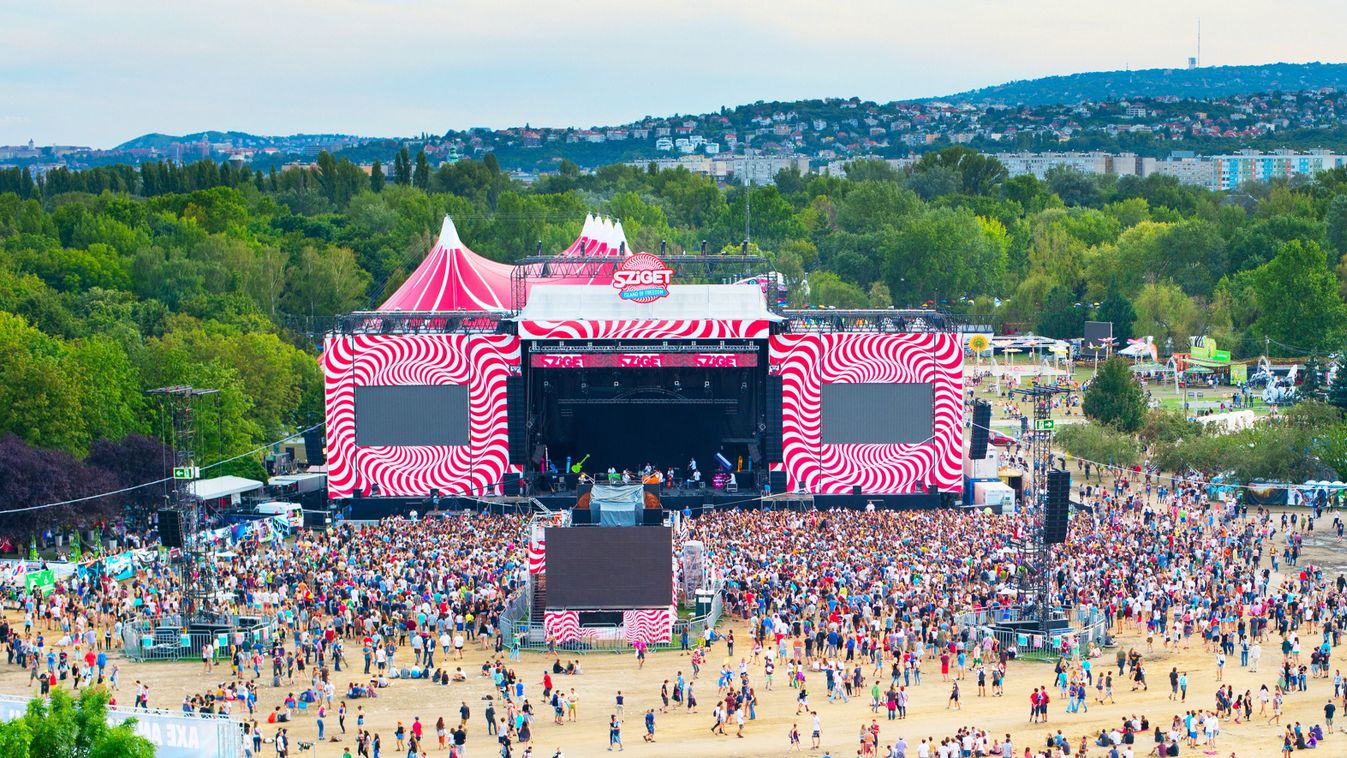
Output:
[
  {"xmin": 765, "ymin": 376, "xmax": 783, "ymax": 461},
  {"xmin": 1044, "ymin": 469, "xmax": 1071, "ymax": 544},
  {"xmin": 501, "ymin": 472, "xmax": 522, "ymax": 496},
  {"xmin": 968, "ymin": 400, "xmax": 992, "ymax": 461},
  {"xmin": 157, "ymin": 509, "xmax": 184, "ymax": 549},
  {"xmin": 303, "ymin": 428, "xmax": 326, "ymax": 466},
  {"xmin": 506, "ymin": 376, "xmax": 528, "ymax": 463},
  {"xmin": 768, "ymin": 470, "xmax": 788, "ymax": 495}
]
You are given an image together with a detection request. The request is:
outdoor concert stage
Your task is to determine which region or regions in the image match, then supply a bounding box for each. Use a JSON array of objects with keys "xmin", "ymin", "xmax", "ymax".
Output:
[{"xmin": 324, "ymin": 215, "xmax": 966, "ymax": 511}]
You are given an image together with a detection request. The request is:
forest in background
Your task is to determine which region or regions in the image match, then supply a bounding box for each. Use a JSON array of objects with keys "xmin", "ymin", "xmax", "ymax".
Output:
[{"xmin": 5, "ymin": 146, "xmax": 1347, "ymax": 533}]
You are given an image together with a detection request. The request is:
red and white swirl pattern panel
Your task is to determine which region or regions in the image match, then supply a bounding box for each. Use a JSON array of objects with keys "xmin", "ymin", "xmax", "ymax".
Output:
[
  {"xmin": 323, "ymin": 334, "xmax": 521, "ymax": 498},
  {"xmin": 770, "ymin": 333, "xmax": 963, "ymax": 494},
  {"xmin": 527, "ymin": 539, "xmax": 546, "ymax": 575},
  {"xmin": 542, "ymin": 611, "xmax": 581, "ymax": 643},
  {"xmin": 624, "ymin": 606, "xmax": 675, "ymax": 645},
  {"xmin": 517, "ymin": 319, "xmax": 770, "ymax": 341}
]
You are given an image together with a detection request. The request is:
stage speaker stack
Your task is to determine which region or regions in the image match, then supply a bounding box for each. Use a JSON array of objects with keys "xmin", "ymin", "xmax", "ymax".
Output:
[
  {"xmin": 157, "ymin": 509, "xmax": 184, "ymax": 549},
  {"xmin": 641, "ymin": 508, "xmax": 664, "ymax": 526},
  {"xmin": 765, "ymin": 376, "xmax": 783, "ymax": 461},
  {"xmin": 1044, "ymin": 469, "xmax": 1071, "ymax": 544},
  {"xmin": 969, "ymin": 400, "xmax": 992, "ymax": 461},
  {"xmin": 303, "ymin": 428, "xmax": 326, "ymax": 466},
  {"xmin": 501, "ymin": 472, "xmax": 522, "ymax": 496},
  {"xmin": 506, "ymin": 376, "xmax": 528, "ymax": 462},
  {"xmin": 768, "ymin": 470, "xmax": 788, "ymax": 495}
]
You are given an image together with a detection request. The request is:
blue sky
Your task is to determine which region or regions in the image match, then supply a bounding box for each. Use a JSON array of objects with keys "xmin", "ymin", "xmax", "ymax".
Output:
[{"xmin": 3, "ymin": 0, "xmax": 1345, "ymax": 147}]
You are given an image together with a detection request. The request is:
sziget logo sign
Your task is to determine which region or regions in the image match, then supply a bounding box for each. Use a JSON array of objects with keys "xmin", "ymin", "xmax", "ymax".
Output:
[
  {"xmin": 612, "ymin": 253, "xmax": 673, "ymax": 303},
  {"xmin": 538, "ymin": 355, "xmax": 585, "ymax": 368},
  {"xmin": 619, "ymin": 354, "xmax": 662, "ymax": 368},
  {"xmin": 694, "ymin": 354, "xmax": 739, "ymax": 367}
]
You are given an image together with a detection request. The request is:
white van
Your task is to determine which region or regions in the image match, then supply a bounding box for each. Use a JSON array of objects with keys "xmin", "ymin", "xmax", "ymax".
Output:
[{"xmin": 254, "ymin": 501, "xmax": 303, "ymax": 530}]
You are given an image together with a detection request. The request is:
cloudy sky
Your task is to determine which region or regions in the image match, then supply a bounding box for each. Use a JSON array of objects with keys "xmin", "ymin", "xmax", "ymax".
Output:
[{"xmin": 3, "ymin": 0, "xmax": 1345, "ymax": 147}]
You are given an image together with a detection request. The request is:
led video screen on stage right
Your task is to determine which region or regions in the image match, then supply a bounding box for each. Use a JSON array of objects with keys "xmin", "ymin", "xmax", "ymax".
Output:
[
  {"xmin": 545, "ymin": 526, "xmax": 672, "ymax": 609},
  {"xmin": 820, "ymin": 382, "xmax": 933, "ymax": 444}
]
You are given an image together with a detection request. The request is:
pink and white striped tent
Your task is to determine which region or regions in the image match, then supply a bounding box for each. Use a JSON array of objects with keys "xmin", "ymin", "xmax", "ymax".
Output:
[{"xmin": 378, "ymin": 215, "xmax": 630, "ymax": 312}]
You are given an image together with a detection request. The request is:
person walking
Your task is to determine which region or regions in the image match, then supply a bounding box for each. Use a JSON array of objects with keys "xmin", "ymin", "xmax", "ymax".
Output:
[{"xmin": 607, "ymin": 714, "xmax": 623, "ymax": 752}]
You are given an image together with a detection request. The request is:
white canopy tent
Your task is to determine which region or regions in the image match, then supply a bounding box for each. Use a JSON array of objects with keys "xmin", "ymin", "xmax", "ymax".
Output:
[{"xmin": 188, "ymin": 476, "xmax": 263, "ymax": 502}]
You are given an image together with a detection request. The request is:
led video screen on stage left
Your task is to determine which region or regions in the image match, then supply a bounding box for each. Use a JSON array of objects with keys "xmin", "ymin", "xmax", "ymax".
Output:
[
  {"xmin": 354, "ymin": 384, "xmax": 469, "ymax": 446},
  {"xmin": 545, "ymin": 526, "xmax": 672, "ymax": 609},
  {"xmin": 821, "ymin": 382, "xmax": 933, "ymax": 445}
]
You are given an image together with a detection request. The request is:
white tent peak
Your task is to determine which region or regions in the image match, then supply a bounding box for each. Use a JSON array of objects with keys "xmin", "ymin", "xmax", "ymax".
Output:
[
  {"xmin": 580, "ymin": 213, "xmax": 596, "ymax": 240},
  {"xmin": 613, "ymin": 220, "xmax": 628, "ymax": 253},
  {"xmin": 436, "ymin": 215, "xmax": 462, "ymax": 250}
]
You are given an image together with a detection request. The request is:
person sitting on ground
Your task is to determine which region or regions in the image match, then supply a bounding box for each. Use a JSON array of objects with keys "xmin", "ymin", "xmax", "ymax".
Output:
[
  {"xmin": 552, "ymin": 659, "xmax": 565, "ymax": 674},
  {"xmin": 453, "ymin": 668, "xmax": 467, "ymax": 682}
]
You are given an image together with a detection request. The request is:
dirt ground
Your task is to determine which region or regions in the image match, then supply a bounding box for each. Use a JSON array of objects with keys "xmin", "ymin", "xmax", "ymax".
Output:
[{"xmin": 0, "ymin": 523, "xmax": 1342, "ymax": 757}]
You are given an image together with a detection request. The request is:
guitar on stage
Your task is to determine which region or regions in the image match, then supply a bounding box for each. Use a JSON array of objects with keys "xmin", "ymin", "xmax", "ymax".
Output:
[{"xmin": 570, "ymin": 454, "xmax": 590, "ymax": 474}]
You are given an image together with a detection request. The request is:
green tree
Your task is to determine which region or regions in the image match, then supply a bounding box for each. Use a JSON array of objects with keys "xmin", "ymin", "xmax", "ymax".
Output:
[
  {"xmin": 413, "ymin": 151, "xmax": 431, "ymax": 190},
  {"xmin": 1133, "ymin": 281, "xmax": 1199, "ymax": 351},
  {"xmin": 1095, "ymin": 283, "xmax": 1137, "ymax": 344},
  {"xmin": 913, "ymin": 146, "xmax": 1008, "ymax": 196},
  {"xmin": 393, "ymin": 146, "xmax": 412, "ymax": 185},
  {"xmin": 1036, "ymin": 285, "xmax": 1086, "ymax": 339},
  {"xmin": 1045, "ymin": 165, "xmax": 1101, "ymax": 207},
  {"xmin": 867, "ymin": 281, "xmax": 892, "ymax": 308},
  {"xmin": 368, "ymin": 159, "xmax": 384, "ymax": 193},
  {"xmin": 0, "ymin": 688, "xmax": 154, "ymax": 758},
  {"xmin": 0, "ymin": 313, "xmax": 89, "ymax": 454},
  {"xmin": 1252, "ymin": 240, "xmax": 1347, "ymax": 354},
  {"xmin": 808, "ymin": 272, "xmax": 869, "ymax": 308},
  {"xmin": 1302, "ymin": 355, "xmax": 1327, "ymax": 401},
  {"xmin": 1083, "ymin": 357, "xmax": 1146, "ymax": 432},
  {"xmin": 1329, "ymin": 356, "xmax": 1347, "ymax": 413},
  {"xmin": 283, "ymin": 246, "xmax": 372, "ymax": 333},
  {"xmin": 1055, "ymin": 422, "xmax": 1141, "ymax": 468}
]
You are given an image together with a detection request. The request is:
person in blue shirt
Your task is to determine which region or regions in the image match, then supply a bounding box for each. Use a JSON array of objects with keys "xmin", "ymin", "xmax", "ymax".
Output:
[{"xmin": 643, "ymin": 709, "xmax": 655, "ymax": 742}]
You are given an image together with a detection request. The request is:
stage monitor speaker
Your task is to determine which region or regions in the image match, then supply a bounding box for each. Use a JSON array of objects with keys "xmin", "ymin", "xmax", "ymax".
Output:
[
  {"xmin": 303, "ymin": 428, "xmax": 326, "ymax": 466},
  {"xmin": 851, "ymin": 485, "xmax": 862, "ymax": 496},
  {"xmin": 765, "ymin": 376, "xmax": 783, "ymax": 461},
  {"xmin": 1045, "ymin": 469, "xmax": 1071, "ymax": 544},
  {"xmin": 641, "ymin": 508, "xmax": 664, "ymax": 526},
  {"xmin": 571, "ymin": 508, "xmax": 593, "ymax": 525},
  {"xmin": 157, "ymin": 509, "xmax": 184, "ymax": 548},
  {"xmin": 768, "ymin": 470, "xmax": 787, "ymax": 495},
  {"xmin": 505, "ymin": 376, "xmax": 528, "ymax": 462},
  {"xmin": 969, "ymin": 400, "xmax": 992, "ymax": 461},
  {"xmin": 502, "ymin": 472, "xmax": 521, "ymax": 496}
]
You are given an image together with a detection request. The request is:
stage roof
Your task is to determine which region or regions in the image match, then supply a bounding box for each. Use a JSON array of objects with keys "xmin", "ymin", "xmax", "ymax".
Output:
[
  {"xmin": 513, "ymin": 284, "xmax": 782, "ymax": 324},
  {"xmin": 378, "ymin": 215, "xmax": 631, "ymax": 313},
  {"xmin": 379, "ymin": 216, "xmax": 515, "ymax": 312}
]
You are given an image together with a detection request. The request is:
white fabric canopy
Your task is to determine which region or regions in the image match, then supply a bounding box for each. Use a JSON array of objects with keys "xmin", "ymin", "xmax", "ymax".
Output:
[
  {"xmin": 513, "ymin": 284, "xmax": 783, "ymax": 323},
  {"xmin": 189, "ymin": 476, "xmax": 263, "ymax": 501}
]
